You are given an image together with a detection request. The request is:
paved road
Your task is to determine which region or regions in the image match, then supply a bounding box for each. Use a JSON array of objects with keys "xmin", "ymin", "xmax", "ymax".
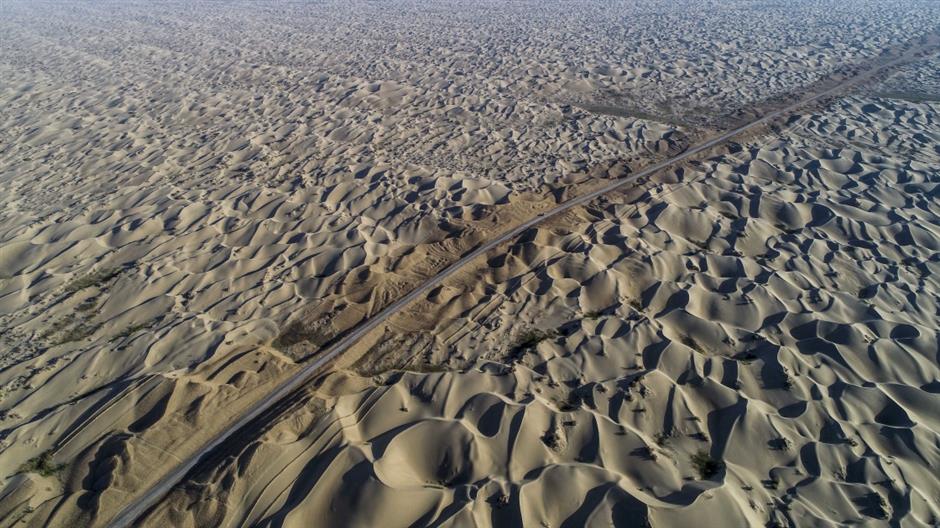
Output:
[{"xmin": 108, "ymin": 39, "xmax": 937, "ymax": 528}]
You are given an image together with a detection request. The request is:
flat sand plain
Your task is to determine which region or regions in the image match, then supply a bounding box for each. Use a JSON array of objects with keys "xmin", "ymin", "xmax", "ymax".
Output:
[
  {"xmin": 146, "ymin": 64, "xmax": 940, "ymax": 527},
  {"xmin": 1, "ymin": 1, "xmax": 939, "ymax": 527}
]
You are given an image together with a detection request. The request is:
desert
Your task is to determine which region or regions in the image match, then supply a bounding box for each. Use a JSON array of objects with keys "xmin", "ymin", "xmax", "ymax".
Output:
[{"xmin": 1, "ymin": 1, "xmax": 939, "ymax": 527}]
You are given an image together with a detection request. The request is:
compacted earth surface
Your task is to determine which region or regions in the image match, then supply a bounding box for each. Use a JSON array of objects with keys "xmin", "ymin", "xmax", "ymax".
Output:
[{"xmin": 0, "ymin": 1, "xmax": 938, "ymax": 527}]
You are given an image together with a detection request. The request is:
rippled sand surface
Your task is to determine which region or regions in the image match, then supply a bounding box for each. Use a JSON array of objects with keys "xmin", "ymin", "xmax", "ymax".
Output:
[{"xmin": 1, "ymin": 1, "xmax": 939, "ymax": 527}]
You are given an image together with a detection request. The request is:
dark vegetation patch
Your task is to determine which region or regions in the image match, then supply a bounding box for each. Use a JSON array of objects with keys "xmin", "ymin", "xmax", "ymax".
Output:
[
  {"xmin": 64, "ymin": 267, "xmax": 121, "ymax": 294},
  {"xmin": 272, "ymin": 320, "xmax": 332, "ymax": 350},
  {"xmin": 52, "ymin": 323, "xmax": 100, "ymax": 345},
  {"xmin": 691, "ymin": 450, "xmax": 723, "ymax": 479},
  {"xmin": 111, "ymin": 323, "xmax": 149, "ymax": 342},
  {"xmin": 75, "ymin": 297, "xmax": 99, "ymax": 312},
  {"xmin": 41, "ymin": 313, "xmax": 99, "ymax": 345},
  {"xmin": 18, "ymin": 451, "xmax": 64, "ymax": 478},
  {"xmin": 271, "ymin": 311, "xmax": 344, "ymax": 361},
  {"xmin": 511, "ymin": 328, "xmax": 559, "ymax": 355}
]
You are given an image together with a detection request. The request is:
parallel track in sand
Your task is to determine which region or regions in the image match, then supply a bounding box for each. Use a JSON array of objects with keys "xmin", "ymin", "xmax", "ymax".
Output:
[{"xmin": 109, "ymin": 35, "xmax": 939, "ymax": 528}]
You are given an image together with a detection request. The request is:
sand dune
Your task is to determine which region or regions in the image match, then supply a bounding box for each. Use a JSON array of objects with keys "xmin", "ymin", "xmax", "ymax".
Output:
[
  {"xmin": 2, "ymin": 1, "xmax": 940, "ymax": 526},
  {"xmin": 147, "ymin": 88, "xmax": 940, "ymax": 527}
]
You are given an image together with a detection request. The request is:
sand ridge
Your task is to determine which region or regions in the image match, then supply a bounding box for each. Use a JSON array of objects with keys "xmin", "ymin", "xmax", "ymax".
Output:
[
  {"xmin": 2, "ymin": 1, "xmax": 940, "ymax": 526},
  {"xmin": 145, "ymin": 88, "xmax": 940, "ymax": 527}
]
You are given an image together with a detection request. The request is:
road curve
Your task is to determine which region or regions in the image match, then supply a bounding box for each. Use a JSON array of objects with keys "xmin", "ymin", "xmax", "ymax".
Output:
[{"xmin": 108, "ymin": 38, "xmax": 937, "ymax": 528}]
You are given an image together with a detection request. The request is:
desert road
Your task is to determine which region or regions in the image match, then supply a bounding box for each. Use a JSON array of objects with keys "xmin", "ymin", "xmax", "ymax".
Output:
[{"xmin": 108, "ymin": 36, "xmax": 938, "ymax": 528}]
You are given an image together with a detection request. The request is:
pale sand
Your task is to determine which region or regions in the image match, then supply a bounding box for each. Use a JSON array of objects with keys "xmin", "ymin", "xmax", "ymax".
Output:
[
  {"xmin": 146, "ymin": 90, "xmax": 940, "ymax": 527},
  {"xmin": 1, "ymin": 1, "xmax": 939, "ymax": 527}
]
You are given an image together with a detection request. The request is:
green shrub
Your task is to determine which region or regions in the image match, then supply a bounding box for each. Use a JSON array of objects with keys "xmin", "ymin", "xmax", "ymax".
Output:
[
  {"xmin": 111, "ymin": 323, "xmax": 148, "ymax": 342},
  {"xmin": 64, "ymin": 268, "xmax": 121, "ymax": 294},
  {"xmin": 512, "ymin": 329, "xmax": 558, "ymax": 353},
  {"xmin": 272, "ymin": 320, "xmax": 330, "ymax": 350},
  {"xmin": 691, "ymin": 450, "xmax": 722, "ymax": 479},
  {"xmin": 18, "ymin": 451, "xmax": 64, "ymax": 477},
  {"xmin": 53, "ymin": 323, "xmax": 100, "ymax": 345}
]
